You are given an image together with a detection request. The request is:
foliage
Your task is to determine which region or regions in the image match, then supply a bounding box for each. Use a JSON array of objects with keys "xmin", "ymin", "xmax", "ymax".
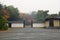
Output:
[
  {"xmin": 36, "ymin": 10, "xmax": 49, "ymax": 22},
  {"xmin": 0, "ymin": 4, "xmax": 9, "ymax": 20},
  {"xmin": 7, "ymin": 6, "xmax": 21, "ymax": 21},
  {"xmin": 0, "ymin": 4, "xmax": 9, "ymax": 30},
  {"xmin": 59, "ymin": 12, "xmax": 60, "ymax": 16},
  {"xmin": 0, "ymin": 16, "xmax": 8, "ymax": 30},
  {"xmin": 48, "ymin": 14, "xmax": 58, "ymax": 18},
  {"xmin": 0, "ymin": 4, "xmax": 3, "ymax": 10},
  {"xmin": 31, "ymin": 11, "xmax": 37, "ymax": 19}
]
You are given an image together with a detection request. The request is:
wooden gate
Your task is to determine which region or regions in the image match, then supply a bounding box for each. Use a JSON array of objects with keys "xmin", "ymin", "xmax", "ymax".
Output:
[{"xmin": 23, "ymin": 20, "xmax": 33, "ymax": 28}]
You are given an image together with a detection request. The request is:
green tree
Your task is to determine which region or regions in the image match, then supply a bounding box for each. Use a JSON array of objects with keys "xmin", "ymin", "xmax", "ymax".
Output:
[
  {"xmin": 0, "ymin": 16, "xmax": 8, "ymax": 30},
  {"xmin": 0, "ymin": 4, "xmax": 3, "ymax": 10},
  {"xmin": 48, "ymin": 14, "xmax": 58, "ymax": 18},
  {"xmin": 7, "ymin": 6, "xmax": 21, "ymax": 21},
  {"xmin": 0, "ymin": 4, "xmax": 3, "ymax": 16},
  {"xmin": 36, "ymin": 10, "xmax": 49, "ymax": 22},
  {"xmin": 0, "ymin": 4, "xmax": 8, "ymax": 30},
  {"xmin": 31, "ymin": 11, "xmax": 37, "ymax": 19},
  {"xmin": 59, "ymin": 12, "xmax": 60, "ymax": 16}
]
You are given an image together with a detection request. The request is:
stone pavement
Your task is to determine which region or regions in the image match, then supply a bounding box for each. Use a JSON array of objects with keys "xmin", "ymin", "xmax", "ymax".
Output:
[{"xmin": 0, "ymin": 27, "xmax": 60, "ymax": 40}]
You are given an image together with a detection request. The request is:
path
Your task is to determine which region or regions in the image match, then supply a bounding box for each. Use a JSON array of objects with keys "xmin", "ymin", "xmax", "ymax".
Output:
[{"xmin": 0, "ymin": 27, "xmax": 60, "ymax": 40}]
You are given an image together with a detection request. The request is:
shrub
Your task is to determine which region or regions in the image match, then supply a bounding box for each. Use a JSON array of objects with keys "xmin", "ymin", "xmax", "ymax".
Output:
[{"xmin": 0, "ymin": 16, "xmax": 8, "ymax": 30}]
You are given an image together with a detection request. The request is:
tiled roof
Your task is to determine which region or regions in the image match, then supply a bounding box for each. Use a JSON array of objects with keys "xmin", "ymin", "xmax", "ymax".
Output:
[{"xmin": 45, "ymin": 16, "xmax": 60, "ymax": 21}]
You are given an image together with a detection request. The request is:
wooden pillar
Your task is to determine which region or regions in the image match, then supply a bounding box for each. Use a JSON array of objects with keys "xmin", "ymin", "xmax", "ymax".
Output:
[
  {"xmin": 8, "ymin": 23, "xmax": 11, "ymax": 28},
  {"xmin": 23, "ymin": 20, "xmax": 25, "ymax": 28},
  {"xmin": 31, "ymin": 20, "xmax": 33, "ymax": 28},
  {"xmin": 59, "ymin": 20, "xmax": 60, "ymax": 28}
]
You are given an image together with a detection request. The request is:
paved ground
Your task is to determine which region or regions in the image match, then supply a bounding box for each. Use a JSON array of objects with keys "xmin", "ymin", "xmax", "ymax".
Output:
[{"xmin": 0, "ymin": 27, "xmax": 60, "ymax": 40}]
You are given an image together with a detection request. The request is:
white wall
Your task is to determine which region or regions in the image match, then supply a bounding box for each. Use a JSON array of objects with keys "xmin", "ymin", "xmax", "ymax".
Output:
[
  {"xmin": 33, "ymin": 23, "xmax": 45, "ymax": 27},
  {"xmin": 11, "ymin": 23, "xmax": 23, "ymax": 28}
]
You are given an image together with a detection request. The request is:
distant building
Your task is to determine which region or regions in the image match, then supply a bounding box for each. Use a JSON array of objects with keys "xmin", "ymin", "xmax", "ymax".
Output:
[{"xmin": 44, "ymin": 16, "xmax": 60, "ymax": 28}]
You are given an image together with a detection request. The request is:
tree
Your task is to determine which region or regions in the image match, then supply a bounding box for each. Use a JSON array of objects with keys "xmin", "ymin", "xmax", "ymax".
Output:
[
  {"xmin": 0, "ymin": 4, "xmax": 8, "ymax": 30},
  {"xmin": 0, "ymin": 16, "xmax": 8, "ymax": 30},
  {"xmin": 0, "ymin": 4, "xmax": 9, "ymax": 20},
  {"xmin": 36, "ymin": 10, "xmax": 49, "ymax": 22},
  {"xmin": 59, "ymin": 11, "xmax": 60, "ymax": 16},
  {"xmin": 48, "ymin": 14, "xmax": 58, "ymax": 18},
  {"xmin": 0, "ymin": 4, "xmax": 3, "ymax": 10},
  {"xmin": 7, "ymin": 6, "xmax": 21, "ymax": 21},
  {"xmin": 31, "ymin": 11, "xmax": 37, "ymax": 19}
]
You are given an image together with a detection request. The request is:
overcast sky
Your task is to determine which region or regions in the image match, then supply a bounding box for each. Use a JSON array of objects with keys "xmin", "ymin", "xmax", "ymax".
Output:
[{"xmin": 0, "ymin": 0, "xmax": 60, "ymax": 14}]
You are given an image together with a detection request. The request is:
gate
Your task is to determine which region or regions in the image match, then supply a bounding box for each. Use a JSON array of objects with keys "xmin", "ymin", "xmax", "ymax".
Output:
[
  {"xmin": 23, "ymin": 20, "xmax": 33, "ymax": 28},
  {"xmin": 7, "ymin": 20, "xmax": 33, "ymax": 28}
]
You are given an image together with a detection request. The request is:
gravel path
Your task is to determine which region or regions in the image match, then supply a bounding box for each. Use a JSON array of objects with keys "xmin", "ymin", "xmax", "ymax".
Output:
[{"xmin": 0, "ymin": 27, "xmax": 60, "ymax": 40}]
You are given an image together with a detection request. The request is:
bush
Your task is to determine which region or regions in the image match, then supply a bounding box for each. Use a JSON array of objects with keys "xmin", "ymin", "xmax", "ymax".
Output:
[
  {"xmin": 0, "ymin": 16, "xmax": 8, "ymax": 30},
  {"xmin": 0, "ymin": 24, "xmax": 8, "ymax": 30}
]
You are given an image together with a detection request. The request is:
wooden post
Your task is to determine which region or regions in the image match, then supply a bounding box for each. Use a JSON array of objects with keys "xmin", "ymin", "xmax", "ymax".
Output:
[
  {"xmin": 23, "ymin": 20, "xmax": 25, "ymax": 28},
  {"xmin": 8, "ymin": 23, "xmax": 11, "ymax": 28},
  {"xmin": 31, "ymin": 20, "xmax": 33, "ymax": 28}
]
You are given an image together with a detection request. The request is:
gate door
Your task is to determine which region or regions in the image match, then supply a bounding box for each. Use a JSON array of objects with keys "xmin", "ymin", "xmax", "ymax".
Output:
[{"xmin": 23, "ymin": 20, "xmax": 33, "ymax": 28}]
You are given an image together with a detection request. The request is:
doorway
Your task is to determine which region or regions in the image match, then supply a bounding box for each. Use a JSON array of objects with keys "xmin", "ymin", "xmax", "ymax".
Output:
[
  {"xmin": 23, "ymin": 20, "xmax": 33, "ymax": 28},
  {"xmin": 49, "ymin": 18, "xmax": 54, "ymax": 27}
]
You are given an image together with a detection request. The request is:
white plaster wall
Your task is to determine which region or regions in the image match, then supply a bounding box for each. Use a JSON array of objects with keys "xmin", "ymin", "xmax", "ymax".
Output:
[
  {"xmin": 11, "ymin": 23, "xmax": 23, "ymax": 27},
  {"xmin": 33, "ymin": 23, "xmax": 44, "ymax": 27}
]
